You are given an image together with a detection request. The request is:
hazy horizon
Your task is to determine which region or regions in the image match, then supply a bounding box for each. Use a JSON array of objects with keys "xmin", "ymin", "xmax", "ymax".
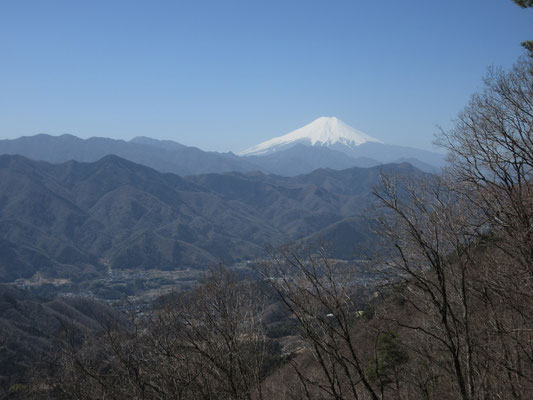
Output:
[{"xmin": 1, "ymin": 1, "xmax": 531, "ymax": 153}]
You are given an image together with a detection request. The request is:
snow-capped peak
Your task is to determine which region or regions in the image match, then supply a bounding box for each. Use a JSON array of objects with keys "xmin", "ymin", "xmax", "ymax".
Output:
[{"xmin": 239, "ymin": 117, "xmax": 383, "ymax": 156}]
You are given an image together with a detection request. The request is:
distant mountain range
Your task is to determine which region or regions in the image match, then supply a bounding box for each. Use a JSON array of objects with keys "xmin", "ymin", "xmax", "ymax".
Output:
[
  {"xmin": 0, "ymin": 133, "xmax": 259, "ymax": 176},
  {"xmin": 239, "ymin": 117, "xmax": 445, "ymax": 172},
  {"xmin": 0, "ymin": 154, "xmax": 424, "ymax": 284},
  {"xmin": 0, "ymin": 119, "xmax": 440, "ymax": 285},
  {"xmin": 0, "ymin": 117, "xmax": 445, "ymax": 175}
]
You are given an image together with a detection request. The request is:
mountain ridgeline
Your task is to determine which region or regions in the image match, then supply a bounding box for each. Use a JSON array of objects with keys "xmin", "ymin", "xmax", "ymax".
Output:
[
  {"xmin": 0, "ymin": 133, "xmax": 258, "ymax": 176},
  {"xmin": 0, "ymin": 118, "xmax": 436, "ymax": 286},
  {"xmin": 0, "ymin": 118, "xmax": 444, "ymax": 175},
  {"xmin": 0, "ymin": 154, "xmax": 423, "ymax": 283}
]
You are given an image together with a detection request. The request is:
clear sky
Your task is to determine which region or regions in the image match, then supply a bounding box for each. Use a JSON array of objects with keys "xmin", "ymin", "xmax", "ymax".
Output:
[{"xmin": 0, "ymin": 1, "xmax": 531, "ymax": 152}]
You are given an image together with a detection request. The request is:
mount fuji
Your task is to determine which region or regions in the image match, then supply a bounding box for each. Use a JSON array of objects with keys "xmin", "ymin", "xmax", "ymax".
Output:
[
  {"xmin": 240, "ymin": 117, "xmax": 445, "ymax": 173},
  {"xmin": 240, "ymin": 117, "xmax": 383, "ymax": 156}
]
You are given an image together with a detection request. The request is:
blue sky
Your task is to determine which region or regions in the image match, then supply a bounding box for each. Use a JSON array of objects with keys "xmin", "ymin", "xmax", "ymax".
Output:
[{"xmin": 0, "ymin": 1, "xmax": 531, "ymax": 152}]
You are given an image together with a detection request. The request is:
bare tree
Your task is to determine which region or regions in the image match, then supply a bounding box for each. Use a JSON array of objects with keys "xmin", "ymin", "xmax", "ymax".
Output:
[
  {"xmin": 152, "ymin": 265, "xmax": 268, "ymax": 400},
  {"xmin": 31, "ymin": 266, "xmax": 269, "ymax": 400},
  {"xmin": 374, "ymin": 173, "xmax": 489, "ymax": 400},
  {"xmin": 261, "ymin": 57, "xmax": 533, "ymax": 400},
  {"xmin": 372, "ymin": 56, "xmax": 533, "ymax": 399},
  {"xmin": 263, "ymin": 246, "xmax": 383, "ymax": 400},
  {"xmin": 436, "ymin": 57, "xmax": 533, "ymax": 272}
]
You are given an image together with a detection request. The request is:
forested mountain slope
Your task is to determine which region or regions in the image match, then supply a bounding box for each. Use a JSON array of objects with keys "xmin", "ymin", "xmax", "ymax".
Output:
[{"xmin": 0, "ymin": 154, "xmax": 423, "ymax": 283}]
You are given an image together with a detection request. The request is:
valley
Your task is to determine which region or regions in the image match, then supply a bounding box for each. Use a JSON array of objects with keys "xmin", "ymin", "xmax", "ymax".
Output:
[
  {"xmin": 0, "ymin": 152, "xmax": 420, "ymax": 295},
  {"xmin": 0, "ymin": 126, "xmax": 414, "ymax": 311}
]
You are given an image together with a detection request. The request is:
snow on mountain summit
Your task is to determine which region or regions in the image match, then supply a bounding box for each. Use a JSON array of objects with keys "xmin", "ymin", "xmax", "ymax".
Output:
[{"xmin": 239, "ymin": 117, "xmax": 383, "ymax": 156}]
